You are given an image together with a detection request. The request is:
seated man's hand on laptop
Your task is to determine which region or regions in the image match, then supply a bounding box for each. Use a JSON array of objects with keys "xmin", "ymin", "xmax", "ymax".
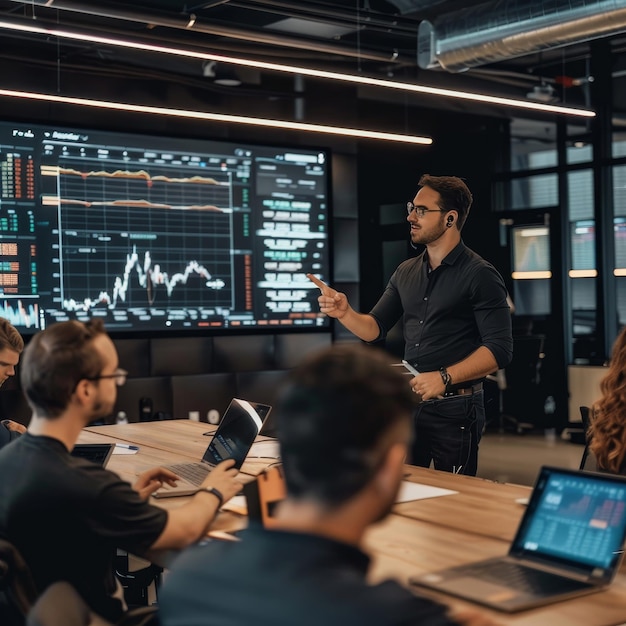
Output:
[
  {"xmin": 134, "ymin": 467, "xmax": 181, "ymax": 500},
  {"xmin": 201, "ymin": 459, "xmax": 241, "ymax": 503}
]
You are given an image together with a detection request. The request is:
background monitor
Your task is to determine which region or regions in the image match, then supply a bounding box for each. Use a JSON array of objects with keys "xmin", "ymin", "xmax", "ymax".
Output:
[{"xmin": 0, "ymin": 122, "xmax": 331, "ymax": 334}]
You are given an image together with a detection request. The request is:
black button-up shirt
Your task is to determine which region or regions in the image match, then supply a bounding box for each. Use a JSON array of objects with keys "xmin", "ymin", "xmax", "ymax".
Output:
[{"xmin": 370, "ymin": 241, "xmax": 513, "ymax": 372}]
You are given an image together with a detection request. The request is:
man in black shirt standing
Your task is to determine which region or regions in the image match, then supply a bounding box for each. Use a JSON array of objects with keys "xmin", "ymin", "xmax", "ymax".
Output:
[{"xmin": 309, "ymin": 174, "xmax": 512, "ymax": 476}]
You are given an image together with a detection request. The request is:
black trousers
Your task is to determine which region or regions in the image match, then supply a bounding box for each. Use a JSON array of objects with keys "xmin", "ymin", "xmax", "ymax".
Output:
[{"xmin": 410, "ymin": 390, "xmax": 485, "ymax": 476}]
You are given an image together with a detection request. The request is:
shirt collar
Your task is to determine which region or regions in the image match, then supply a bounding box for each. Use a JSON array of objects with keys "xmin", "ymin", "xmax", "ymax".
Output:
[{"xmin": 422, "ymin": 239, "xmax": 466, "ymax": 269}]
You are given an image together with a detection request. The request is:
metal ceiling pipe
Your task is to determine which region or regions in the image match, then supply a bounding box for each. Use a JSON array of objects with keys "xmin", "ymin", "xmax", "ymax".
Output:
[
  {"xmin": 418, "ymin": 0, "xmax": 626, "ymax": 72},
  {"xmin": 231, "ymin": 0, "xmax": 420, "ymax": 35},
  {"xmin": 6, "ymin": 0, "xmax": 398, "ymax": 63}
]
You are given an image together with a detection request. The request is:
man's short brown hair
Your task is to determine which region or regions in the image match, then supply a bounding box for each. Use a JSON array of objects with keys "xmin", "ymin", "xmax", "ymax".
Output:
[{"xmin": 0, "ymin": 318, "xmax": 24, "ymax": 354}]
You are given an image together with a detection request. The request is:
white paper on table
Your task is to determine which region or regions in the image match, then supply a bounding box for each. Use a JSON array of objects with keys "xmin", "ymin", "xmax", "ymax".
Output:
[
  {"xmin": 222, "ymin": 495, "xmax": 248, "ymax": 515},
  {"xmin": 395, "ymin": 481, "xmax": 458, "ymax": 503},
  {"xmin": 248, "ymin": 440, "xmax": 280, "ymax": 459},
  {"xmin": 112, "ymin": 444, "xmax": 139, "ymax": 455}
]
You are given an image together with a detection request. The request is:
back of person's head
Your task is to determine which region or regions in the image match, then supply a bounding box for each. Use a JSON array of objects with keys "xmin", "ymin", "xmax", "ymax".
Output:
[
  {"xmin": 590, "ymin": 326, "xmax": 626, "ymax": 473},
  {"xmin": 418, "ymin": 174, "xmax": 473, "ymax": 230},
  {"xmin": 0, "ymin": 318, "xmax": 24, "ymax": 354},
  {"xmin": 21, "ymin": 320, "xmax": 107, "ymax": 419},
  {"xmin": 275, "ymin": 343, "xmax": 415, "ymax": 507}
]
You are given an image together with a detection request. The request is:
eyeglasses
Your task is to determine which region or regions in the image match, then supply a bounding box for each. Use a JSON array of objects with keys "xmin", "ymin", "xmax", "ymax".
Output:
[
  {"xmin": 406, "ymin": 201, "xmax": 446, "ymax": 218},
  {"xmin": 85, "ymin": 368, "xmax": 128, "ymax": 387}
]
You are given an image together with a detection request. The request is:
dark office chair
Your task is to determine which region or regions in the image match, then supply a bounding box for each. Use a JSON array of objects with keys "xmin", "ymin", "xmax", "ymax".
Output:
[
  {"xmin": 0, "ymin": 538, "xmax": 39, "ymax": 625},
  {"xmin": 501, "ymin": 334, "xmax": 546, "ymax": 432},
  {"xmin": 114, "ymin": 552, "xmax": 162, "ymax": 612},
  {"xmin": 26, "ymin": 580, "xmax": 158, "ymax": 626},
  {"xmin": 0, "ymin": 538, "xmax": 157, "ymax": 626},
  {"xmin": 579, "ymin": 405, "xmax": 592, "ymax": 470}
]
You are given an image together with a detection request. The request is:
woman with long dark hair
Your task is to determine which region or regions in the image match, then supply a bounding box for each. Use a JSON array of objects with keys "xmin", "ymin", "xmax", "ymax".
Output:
[{"xmin": 589, "ymin": 327, "xmax": 626, "ymax": 474}]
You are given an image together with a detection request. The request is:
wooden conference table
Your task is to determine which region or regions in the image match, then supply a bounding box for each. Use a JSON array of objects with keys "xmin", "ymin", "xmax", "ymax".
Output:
[{"xmin": 79, "ymin": 420, "xmax": 626, "ymax": 626}]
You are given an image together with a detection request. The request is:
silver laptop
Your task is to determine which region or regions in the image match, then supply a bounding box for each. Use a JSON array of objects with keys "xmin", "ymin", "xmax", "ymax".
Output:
[
  {"xmin": 410, "ymin": 466, "xmax": 626, "ymax": 612},
  {"xmin": 153, "ymin": 398, "xmax": 271, "ymax": 499}
]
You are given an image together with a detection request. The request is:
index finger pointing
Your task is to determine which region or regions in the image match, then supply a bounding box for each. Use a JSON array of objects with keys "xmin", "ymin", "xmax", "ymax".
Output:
[{"xmin": 306, "ymin": 273, "xmax": 331, "ymax": 294}]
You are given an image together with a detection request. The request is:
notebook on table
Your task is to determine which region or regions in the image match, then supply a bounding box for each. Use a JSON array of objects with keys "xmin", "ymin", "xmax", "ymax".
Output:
[
  {"xmin": 410, "ymin": 465, "xmax": 626, "ymax": 612},
  {"xmin": 153, "ymin": 398, "xmax": 270, "ymax": 499},
  {"xmin": 71, "ymin": 443, "xmax": 115, "ymax": 467}
]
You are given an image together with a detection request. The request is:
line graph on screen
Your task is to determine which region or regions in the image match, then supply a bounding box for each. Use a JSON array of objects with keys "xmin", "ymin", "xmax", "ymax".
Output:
[{"xmin": 53, "ymin": 158, "xmax": 234, "ymax": 314}]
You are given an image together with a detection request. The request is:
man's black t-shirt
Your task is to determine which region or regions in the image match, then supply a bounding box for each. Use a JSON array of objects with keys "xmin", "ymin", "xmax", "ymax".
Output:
[{"xmin": 0, "ymin": 433, "xmax": 168, "ymax": 621}]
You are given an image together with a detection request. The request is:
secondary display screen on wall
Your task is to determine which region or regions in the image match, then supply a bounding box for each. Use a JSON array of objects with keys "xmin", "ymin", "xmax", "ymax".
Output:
[{"xmin": 0, "ymin": 123, "xmax": 330, "ymax": 334}]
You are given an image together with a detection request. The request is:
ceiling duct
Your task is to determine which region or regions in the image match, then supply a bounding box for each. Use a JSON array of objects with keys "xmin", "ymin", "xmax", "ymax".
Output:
[{"xmin": 418, "ymin": 0, "xmax": 626, "ymax": 72}]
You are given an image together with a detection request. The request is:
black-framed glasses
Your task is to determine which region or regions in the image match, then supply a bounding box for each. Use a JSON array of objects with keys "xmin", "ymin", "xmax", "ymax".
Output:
[
  {"xmin": 85, "ymin": 368, "xmax": 128, "ymax": 387},
  {"xmin": 406, "ymin": 201, "xmax": 446, "ymax": 218}
]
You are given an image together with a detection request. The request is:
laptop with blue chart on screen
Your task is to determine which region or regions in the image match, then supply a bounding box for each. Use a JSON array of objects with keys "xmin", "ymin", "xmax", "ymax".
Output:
[
  {"xmin": 153, "ymin": 398, "xmax": 271, "ymax": 499},
  {"xmin": 409, "ymin": 466, "xmax": 626, "ymax": 612}
]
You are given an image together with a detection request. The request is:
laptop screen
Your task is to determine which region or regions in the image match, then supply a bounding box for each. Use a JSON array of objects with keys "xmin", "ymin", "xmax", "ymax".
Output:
[
  {"xmin": 201, "ymin": 398, "xmax": 266, "ymax": 469},
  {"xmin": 511, "ymin": 466, "xmax": 626, "ymax": 578}
]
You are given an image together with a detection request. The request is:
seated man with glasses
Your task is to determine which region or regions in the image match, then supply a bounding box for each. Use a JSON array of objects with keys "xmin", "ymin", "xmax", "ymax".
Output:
[{"xmin": 0, "ymin": 319, "xmax": 241, "ymax": 624}]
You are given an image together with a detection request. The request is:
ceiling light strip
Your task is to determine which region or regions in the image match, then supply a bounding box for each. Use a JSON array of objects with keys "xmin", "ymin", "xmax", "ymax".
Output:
[
  {"xmin": 0, "ymin": 89, "xmax": 433, "ymax": 145},
  {"xmin": 0, "ymin": 20, "xmax": 596, "ymax": 118}
]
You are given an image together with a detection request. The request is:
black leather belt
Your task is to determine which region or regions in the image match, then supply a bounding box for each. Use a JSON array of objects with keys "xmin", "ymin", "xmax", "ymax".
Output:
[{"xmin": 444, "ymin": 382, "xmax": 483, "ymax": 397}]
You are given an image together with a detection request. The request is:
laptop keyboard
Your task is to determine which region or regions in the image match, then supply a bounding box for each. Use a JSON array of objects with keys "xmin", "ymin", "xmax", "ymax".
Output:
[
  {"xmin": 166, "ymin": 462, "xmax": 211, "ymax": 486},
  {"xmin": 468, "ymin": 561, "xmax": 589, "ymax": 595}
]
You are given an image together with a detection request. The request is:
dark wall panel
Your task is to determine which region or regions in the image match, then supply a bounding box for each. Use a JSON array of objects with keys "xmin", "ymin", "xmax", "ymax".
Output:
[
  {"xmin": 113, "ymin": 338, "xmax": 151, "ymax": 378},
  {"xmin": 171, "ymin": 373, "xmax": 237, "ymax": 422},
  {"xmin": 274, "ymin": 333, "xmax": 332, "ymax": 369},
  {"xmin": 150, "ymin": 337, "xmax": 213, "ymax": 376},
  {"xmin": 334, "ymin": 218, "xmax": 360, "ymax": 282},
  {"xmin": 113, "ymin": 377, "xmax": 173, "ymax": 422},
  {"xmin": 236, "ymin": 370, "xmax": 288, "ymax": 407},
  {"xmin": 213, "ymin": 335, "xmax": 275, "ymax": 372}
]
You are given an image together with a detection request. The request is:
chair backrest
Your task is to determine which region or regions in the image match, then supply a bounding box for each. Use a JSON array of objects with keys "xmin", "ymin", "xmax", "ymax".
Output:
[
  {"xmin": 579, "ymin": 405, "xmax": 592, "ymax": 470},
  {"xmin": 0, "ymin": 538, "xmax": 39, "ymax": 622},
  {"xmin": 26, "ymin": 581, "xmax": 112, "ymax": 626},
  {"xmin": 26, "ymin": 580, "xmax": 157, "ymax": 626},
  {"xmin": 0, "ymin": 539, "xmax": 156, "ymax": 626}
]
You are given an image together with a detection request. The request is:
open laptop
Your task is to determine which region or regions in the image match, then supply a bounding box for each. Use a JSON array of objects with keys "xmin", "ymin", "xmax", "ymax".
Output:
[
  {"xmin": 71, "ymin": 443, "xmax": 115, "ymax": 467},
  {"xmin": 410, "ymin": 466, "xmax": 626, "ymax": 612},
  {"xmin": 153, "ymin": 398, "xmax": 269, "ymax": 499}
]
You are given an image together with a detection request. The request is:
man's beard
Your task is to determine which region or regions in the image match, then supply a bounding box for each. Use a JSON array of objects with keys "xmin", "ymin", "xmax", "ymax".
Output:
[
  {"xmin": 410, "ymin": 217, "xmax": 447, "ymax": 246},
  {"xmin": 91, "ymin": 399, "xmax": 113, "ymax": 422}
]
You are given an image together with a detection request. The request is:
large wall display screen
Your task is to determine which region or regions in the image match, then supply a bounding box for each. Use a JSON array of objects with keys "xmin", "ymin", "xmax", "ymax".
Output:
[{"xmin": 0, "ymin": 123, "xmax": 330, "ymax": 334}]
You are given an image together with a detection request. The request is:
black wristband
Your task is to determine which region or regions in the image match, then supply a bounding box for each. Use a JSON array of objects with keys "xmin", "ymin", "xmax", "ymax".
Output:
[{"xmin": 195, "ymin": 486, "xmax": 224, "ymax": 508}]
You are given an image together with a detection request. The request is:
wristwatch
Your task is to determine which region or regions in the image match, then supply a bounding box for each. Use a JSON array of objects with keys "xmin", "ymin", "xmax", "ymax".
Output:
[
  {"xmin": 439, "ymin": 367, "xmax": 451, "ymax": 389},
  {"xmin": 194, "ymin": 486, "xmax": 224, "ymax": 507}
]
